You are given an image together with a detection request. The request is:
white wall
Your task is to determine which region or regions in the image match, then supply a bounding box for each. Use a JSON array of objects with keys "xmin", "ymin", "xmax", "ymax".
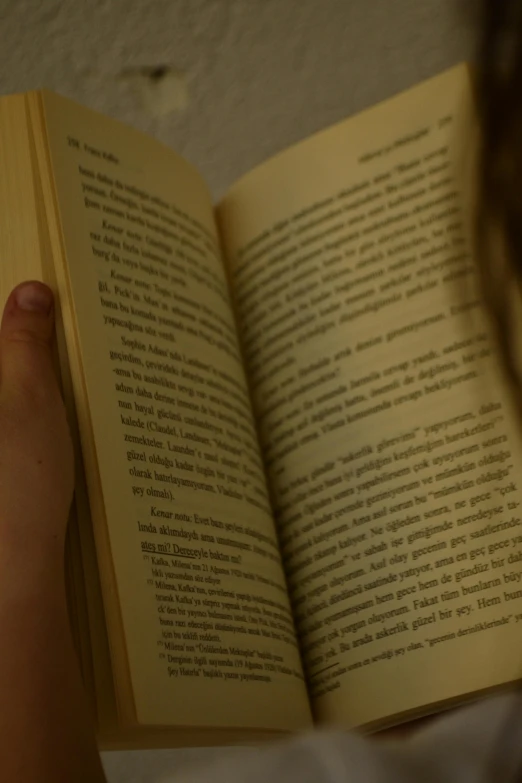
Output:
[{"xmin": 1, "ymin": 0, "xmax": 476, "ymax": 201}]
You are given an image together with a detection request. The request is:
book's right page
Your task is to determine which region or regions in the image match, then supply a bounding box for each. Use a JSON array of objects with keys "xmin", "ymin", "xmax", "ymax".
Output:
[{"xmin": 218, "ymin": 64, "xmax": 522, "ymax": 728}]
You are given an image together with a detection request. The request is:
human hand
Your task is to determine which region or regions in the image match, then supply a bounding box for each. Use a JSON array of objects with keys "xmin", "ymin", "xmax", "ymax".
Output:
[
  {"xmin": 0, "ymin": 281, "xmax": 73, "ymax": 576},
  {"xmin": 0, "ymin": 283, "xmax": 106, "ymax": 782}
]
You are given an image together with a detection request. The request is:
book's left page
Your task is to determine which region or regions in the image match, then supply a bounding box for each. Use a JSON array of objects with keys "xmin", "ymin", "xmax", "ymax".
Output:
[{"xmin": 31, "ymin": 90, "xmax": 311, "ymax": 733}]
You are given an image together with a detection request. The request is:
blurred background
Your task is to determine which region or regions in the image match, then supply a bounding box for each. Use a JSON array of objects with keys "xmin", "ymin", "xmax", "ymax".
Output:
[
  {"xmin": 1, "ymin": 0, "xmax": 476, "ymax": 200},
  {"xmin": 0, "ymin": 0, "xmax": 477, "ymax": 779}
]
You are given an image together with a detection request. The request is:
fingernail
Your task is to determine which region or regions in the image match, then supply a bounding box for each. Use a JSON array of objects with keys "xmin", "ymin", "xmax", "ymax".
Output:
[{"xmin": 15, "ymin": 283, "xmax": 53, "ymax": 315}]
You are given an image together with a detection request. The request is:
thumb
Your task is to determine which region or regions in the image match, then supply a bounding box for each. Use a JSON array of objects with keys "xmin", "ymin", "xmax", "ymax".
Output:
[{"xmin": 0, "ymin": 281, "xmax": 56, "ymax": 398}]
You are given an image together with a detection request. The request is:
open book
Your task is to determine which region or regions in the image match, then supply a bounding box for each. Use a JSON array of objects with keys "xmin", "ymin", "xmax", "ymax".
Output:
[{"xmin": 1, "ymin": 62, "xmax": 521, "ymax": 749}]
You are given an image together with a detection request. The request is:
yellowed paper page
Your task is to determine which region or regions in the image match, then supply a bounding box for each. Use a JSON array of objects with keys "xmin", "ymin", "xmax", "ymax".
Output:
[
  {"xmin": 38, "ymin": 91, "xmax": 311, "ymax": 731},
  {"xmin": 219, "ymin": 64, "xmax": 522, "ymax": 727},
  {"xmin": 0, "ymin": 96, "xmax": 43, "ymax": 296}
]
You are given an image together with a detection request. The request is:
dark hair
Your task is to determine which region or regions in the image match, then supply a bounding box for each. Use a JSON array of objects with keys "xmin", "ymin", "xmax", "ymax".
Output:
[
  {"xmin": 477, "ymin": 3, "xmax": 522, "ymax": 776},
  {"xmin": 477, "ymin": 0, "xmax": 522, "ymax": 417}
]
